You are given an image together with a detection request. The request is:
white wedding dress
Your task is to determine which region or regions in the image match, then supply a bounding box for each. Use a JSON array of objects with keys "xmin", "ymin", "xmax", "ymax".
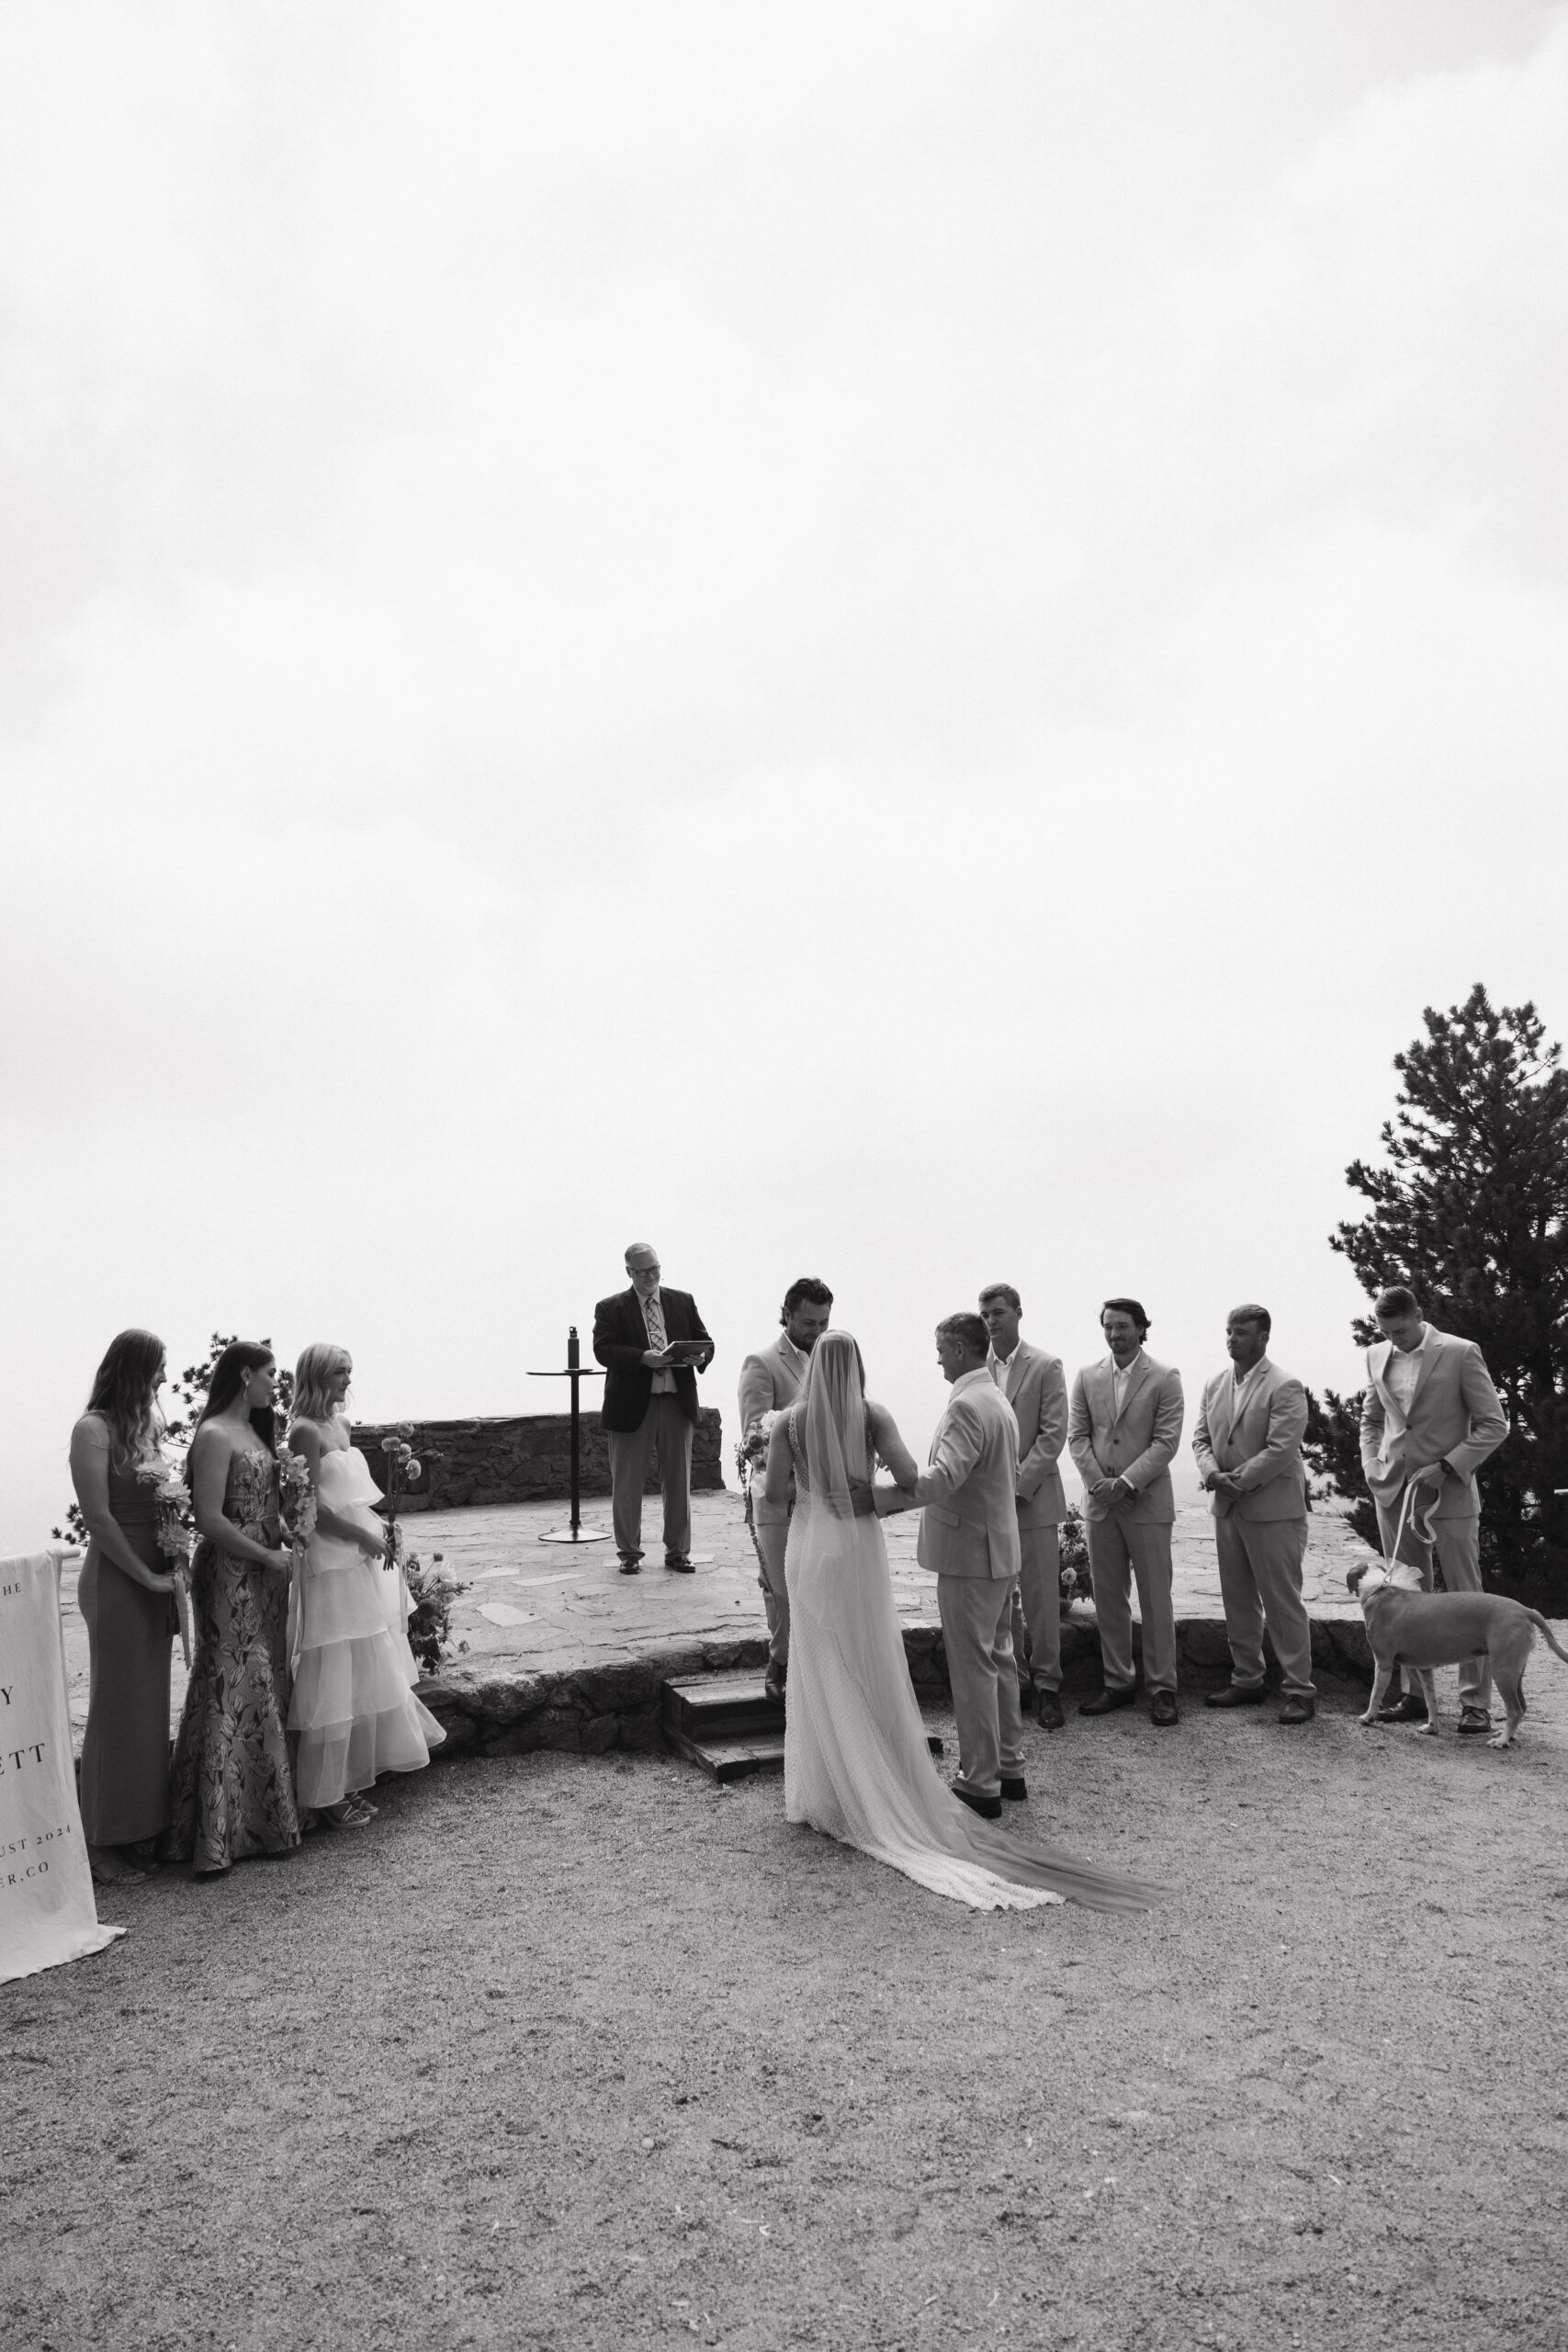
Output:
[
  {"xmin": 288, "ymin": 1446, "xmax": 445, "ymax": 1808},
  {"xmin": 782, "ymin": 1341, "xmax": 1162, "ymax": 1915}
]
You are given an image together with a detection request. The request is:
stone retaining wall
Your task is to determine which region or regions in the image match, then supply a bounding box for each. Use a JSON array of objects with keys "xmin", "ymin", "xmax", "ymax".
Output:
[
  {"xmin": 350, "ymin": 1407, "xmax": 725, "ymax": 1512},
  {"xmin": 416, "ymin": 1615, "xmax": 1378, "ymax": 1761}
]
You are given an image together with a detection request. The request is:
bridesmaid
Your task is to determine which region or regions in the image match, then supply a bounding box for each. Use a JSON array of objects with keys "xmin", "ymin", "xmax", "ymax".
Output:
[
  {"xmin": 287, "ymin": 1342, "xmax": 443, "ymax": 1829},
  {"xmin": 163, "ymin": 1341, "xmax": 302, "ymax": 1875},
  {"xmin": 69, "ymin": 1329, "xmax": 181, "ymax": 1886}
]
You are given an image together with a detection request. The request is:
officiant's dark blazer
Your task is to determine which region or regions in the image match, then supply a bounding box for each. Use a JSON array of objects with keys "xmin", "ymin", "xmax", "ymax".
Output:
[{"xmin": 593, "ymin": 1286, "xmax": 715, "ymax": 1433}]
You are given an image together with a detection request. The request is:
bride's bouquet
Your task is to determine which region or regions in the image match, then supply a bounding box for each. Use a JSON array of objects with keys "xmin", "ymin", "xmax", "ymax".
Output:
[
  {"xmin": 276, "ymin": 1453, "xmax": 318, "ymax": 1553},
  {"xmin": 738, "ymin": 1409, "xmax": 782, "ymax": 1517}
]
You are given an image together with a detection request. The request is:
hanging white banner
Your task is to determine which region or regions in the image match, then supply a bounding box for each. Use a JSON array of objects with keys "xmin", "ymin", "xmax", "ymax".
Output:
[{"xmin": 1, "ymin": 1552, "xmax": 124, "ymax": 1983}]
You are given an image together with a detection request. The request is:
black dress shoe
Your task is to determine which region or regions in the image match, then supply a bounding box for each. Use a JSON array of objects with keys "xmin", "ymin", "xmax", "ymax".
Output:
[
  {"xmin": 1376, "ymin": 1691, "xmax": 1428, "ymax": 1723},
  {"xmin": 1278, "ymin": 1695, "xmax": 1316, "ymax": 1725},
  {"xmin": 1035, "ymin": 1690, "xmax": 1066, "ymax": 1733},
  {"xmin": 1204, "ymin": 1682, "xmax": 1266, "ymax": 1709},
  {"xmin": 664, "ymin": 1553, "xmax": 695, "ymax": 1573},
  {"xmin": 1456, "ymin": 1706, "xmax": 1494, "ymax": 1735},
  {"xmin": 1149, "ymin": 1691, "xmax": 1179, "ymax": 1727},
  {"xmin": 1078, "ymin": 1685, "xmax": 1137, "ymax": 1716},
  {"xmin": 999, "ymin": 1775, "xmax": 1027, "ymax": 1802},
  {"xmin": 617, "ymin": 1553, "xmax": 642, "ymax": 1575},
  {"xmin": 953, "ymin": 1785, "xmax": 1003, "ymax": 1821}
]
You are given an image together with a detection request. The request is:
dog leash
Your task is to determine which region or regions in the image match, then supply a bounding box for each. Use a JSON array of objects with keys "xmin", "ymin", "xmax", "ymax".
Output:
[{"xmin": 1386, "ymin": 1477, "xmax": 1440, "ymax": 1571}]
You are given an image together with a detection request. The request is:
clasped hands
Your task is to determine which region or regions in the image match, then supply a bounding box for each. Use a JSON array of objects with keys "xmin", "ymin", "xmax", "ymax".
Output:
[{"xmin": 1089, "ymin": 1475, "xmax": 1138, "ymax": 1504}]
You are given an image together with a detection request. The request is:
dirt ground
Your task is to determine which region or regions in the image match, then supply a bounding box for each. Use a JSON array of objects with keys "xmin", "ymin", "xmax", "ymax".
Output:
[{"xmin": 5, "ymin": 1671, "xmax": 1567, "ymax": 2352}]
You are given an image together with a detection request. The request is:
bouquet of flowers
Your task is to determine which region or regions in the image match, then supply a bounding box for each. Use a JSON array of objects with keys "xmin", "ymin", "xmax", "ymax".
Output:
[
  {"xmin": 400, "ymin": 1544, "xmax": 468, "ymax": 1678},
  {"xmin": 134, "ymin": 1449, "xmax": 197, "ymax": 1667},
  {"xmin": 135, "ymin": 1450, "xmax": 194, "ymax": 1568},
  {"xmin": 737, "ymin": 1409, "xmax": 781, "ymax": 1509},
  {"xmin": 276, "ymin": 1452, "xmax": 318, "ymax": 1553}
]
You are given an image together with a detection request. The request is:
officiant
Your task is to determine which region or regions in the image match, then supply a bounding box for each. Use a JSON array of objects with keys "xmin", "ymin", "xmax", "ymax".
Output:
[{"xmin": 593, "ymin": 1244, "xmax": 715, "ymax": 1575}]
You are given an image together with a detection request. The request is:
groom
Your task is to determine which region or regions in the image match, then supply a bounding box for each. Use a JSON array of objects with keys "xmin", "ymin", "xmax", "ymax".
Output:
[{"xmin": 908, "ymin": 1312, "xmax": 1027, "ymax": 1821}]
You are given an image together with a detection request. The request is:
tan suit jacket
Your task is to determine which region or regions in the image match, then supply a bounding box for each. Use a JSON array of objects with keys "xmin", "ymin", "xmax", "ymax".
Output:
[
  {"xmin": 1359, "ymin": 1326, "xmax": 1507, "ymax": 1521},
  {"xmin": 989, "ymin": 1341, "xmax": 1067, "ymax": 1529},
  {"xmin": 737, "ymin": 1332, "xmax": 809, "ymax": 1444},
  {"xmin": 1068, "ymin": 1353, "xmax": 1183, "ymax": 1527},
  {"xmin": 914, "ymin": 1369, "xmax": 1021, "ymax": 1581},
  {"xmin": 1192, "ymin": 1359, "xmax": 1309, "ymax": 1522}
]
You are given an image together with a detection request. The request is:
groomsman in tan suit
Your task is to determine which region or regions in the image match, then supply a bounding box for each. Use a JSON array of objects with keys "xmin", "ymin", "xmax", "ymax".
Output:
[
  {"xmin": 737, "ymin": 1276, "xmax": 834, "ymax": 1702},
  {"xmin": 1192, "ymin": 1305, "xmax": 1315, "ymax": 1725},
  {"xmin": 979, "ymin": 1283, "xmax": 1069, "ymax": 1733},
  {"xmin": 1359, "ymin": 1283, "xmax": 1508, "ymax": 1731},
  {"xmin": 1068, "ymin": 1298, "xmax": 1185, "ymax": 1726},
  {"xmin": 911, "ymin": 1313, "xmax": 1026, "ymax": 1818}
]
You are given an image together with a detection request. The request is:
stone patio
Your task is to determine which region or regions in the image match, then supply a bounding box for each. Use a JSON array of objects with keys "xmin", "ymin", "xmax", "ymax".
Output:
[{"xmin": 56, "ymin": 1489, "xmax": 1384, "ymax": 1760}]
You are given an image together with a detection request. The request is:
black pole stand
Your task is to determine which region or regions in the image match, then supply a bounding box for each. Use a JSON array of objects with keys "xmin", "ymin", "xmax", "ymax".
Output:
[{"xmin": 527, "ymin": 1326, "xmax": 611, "ymax": 1545}]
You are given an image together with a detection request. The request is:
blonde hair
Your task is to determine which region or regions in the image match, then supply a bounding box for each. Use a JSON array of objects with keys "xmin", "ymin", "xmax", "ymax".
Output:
[{"xmin": 292, "ymin": 1341, "xmax": 353, "ymax": 1427}]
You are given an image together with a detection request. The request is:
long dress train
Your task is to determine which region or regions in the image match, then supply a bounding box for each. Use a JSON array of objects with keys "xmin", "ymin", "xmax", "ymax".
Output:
[
  {"xmin": 784, "ymin": 1413, "xmax": 1163, "ymax": 1915},
  {"xmin": 288, "ymin": 1448, "xmax": 444, "ymax": 1806}
]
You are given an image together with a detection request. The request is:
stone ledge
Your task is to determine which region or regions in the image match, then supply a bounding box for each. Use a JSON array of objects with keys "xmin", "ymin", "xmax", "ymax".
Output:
[
  {"xmin": 415, "ymin": 1612, "xmax": 1378, "ymax": 1761},
  {"xmin": 350, "ymin": 1405, "xmax": 725, "ymax": 1512}
]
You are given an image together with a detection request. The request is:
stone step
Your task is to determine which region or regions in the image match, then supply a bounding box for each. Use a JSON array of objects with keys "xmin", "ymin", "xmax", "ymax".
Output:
[
  {"xmin": 660, "ymin": 1670, "xmax": 943, "ymax": 1781},
  {"xmin": 662, "ymin": 1671, "xmax": 781, "ymax": 1739}
]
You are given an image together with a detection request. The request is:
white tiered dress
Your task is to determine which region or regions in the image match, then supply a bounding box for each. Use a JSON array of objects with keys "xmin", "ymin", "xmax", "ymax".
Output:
[{"xmin": 288, "ymin": 1447, "xmax": 444, "ymax": 1807}]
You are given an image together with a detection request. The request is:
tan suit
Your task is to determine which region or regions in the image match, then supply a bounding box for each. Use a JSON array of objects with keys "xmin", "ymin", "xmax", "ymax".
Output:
[
  {"xmin": 990, "ymin": 1340, "xmax": 1067, "ymax": 1697},
  {"xmin": 1192, "ymin": 1359, "xmax": 1313, "ymax": 1700},
  {"xmin": 914, "ymin": 1369, "xmax": 1023, "ymax": 1801},
  {"xmin": 1068, "ymin": 1352, "xmax": 1184, "ymax": 1696},
  {"xmin": 1359, "ymin": 1326, "xmax": 1508, "ymax": 1709},
  {"xmin": 737, "ymin": 1331, "xmax": 810, "ymax": 1672}
]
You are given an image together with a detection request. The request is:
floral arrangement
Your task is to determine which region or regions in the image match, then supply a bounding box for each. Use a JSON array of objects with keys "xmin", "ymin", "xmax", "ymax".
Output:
[
  {"xmin": 400, "ymin": 1543, "xmax": 468, "ymax": 1678},
  {"xmin": 276, "ymin": 1452, "xmax": 318, "ymax": 1552},
  {"xmin": 1058, "ymin": 1503, "xmax": 1092, "ymax": 1605},
  {"xmin": 378, "ymin": 1426, "xmax": 425, "ymax": 1527},
  {"xmin": 375, "ymin": 1427, "xmax": 467, "ymax": 1674},
  {"xmin": 134, "ymin": 1449, "xmax": 195, "ymax": 1567},
  {"xmin": 737, "ymin": 1408, "xmax": 781, "ymax": 1504}
]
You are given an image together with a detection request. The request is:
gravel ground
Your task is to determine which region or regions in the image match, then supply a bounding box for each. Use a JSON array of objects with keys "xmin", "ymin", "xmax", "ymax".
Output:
[{"xmin": 5, "ymin": 1671, "xmax": 1567, "ymax": 2352}]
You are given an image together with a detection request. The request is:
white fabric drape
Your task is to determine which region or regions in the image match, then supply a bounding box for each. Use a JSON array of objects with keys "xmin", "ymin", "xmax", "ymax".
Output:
[{"xmin": 1, "ymin": 1553, "xmax": 124, "ymax": 1982}]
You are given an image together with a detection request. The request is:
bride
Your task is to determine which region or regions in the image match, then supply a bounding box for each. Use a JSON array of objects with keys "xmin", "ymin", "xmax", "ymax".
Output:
[{"xmin": 763, "ymin": 1330, "xmax": 1161, "ymax": 1914}]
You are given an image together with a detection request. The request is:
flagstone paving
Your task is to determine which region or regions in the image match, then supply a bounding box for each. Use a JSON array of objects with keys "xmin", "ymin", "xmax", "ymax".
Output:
[{"xmin": 55, "ymin": 1489, "xmax": 1378, "ymax": 1747}]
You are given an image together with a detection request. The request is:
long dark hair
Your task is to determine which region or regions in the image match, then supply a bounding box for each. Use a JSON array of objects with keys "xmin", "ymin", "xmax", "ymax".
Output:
[
  {"xmin": 189, "ymin": 1340, "xmax": 278, "ymax": 1460},
  {"xmin": 85, "ymin": 1329, "xmax": 166, "ymax": 1468}
]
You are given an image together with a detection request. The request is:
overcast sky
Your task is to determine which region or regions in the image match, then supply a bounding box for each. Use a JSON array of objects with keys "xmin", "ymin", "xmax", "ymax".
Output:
[{"xmin": 4, "ymin": 1, "xmax": 1565, "ymax": 1553}]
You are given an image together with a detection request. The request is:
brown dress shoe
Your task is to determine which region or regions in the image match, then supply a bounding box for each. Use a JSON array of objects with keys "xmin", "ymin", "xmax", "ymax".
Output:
[
  {"xmin": 1376, "ymin": 1691, "xmax": 1427, "ymax": 1724},
  {"xmin": 1149, "ymin": 1691, "xmax": 1179, "ymax": 1728},
  {"xmin": 1204, "ymin": 1682, "xmax": 1266, "ymax": 1709},
  {"xmin": 999, "ymin": 1775, "xmax": 1027, "ymax": 1802},
  {"xmin": 1078, "ymin": 1685, "xmax": 1137, "ymax": 1716},
  {"xmin": 1278, "ymin": 1695, "xmax": 1316, "ymax": 1725},
  {"xmin": 1455, "ymin": 1706, "xmax": 1494, "ymax": 1735},
  {"xmin": 1035, "ymin": 1690, "xmax": 1066, "ymax": 1732}
]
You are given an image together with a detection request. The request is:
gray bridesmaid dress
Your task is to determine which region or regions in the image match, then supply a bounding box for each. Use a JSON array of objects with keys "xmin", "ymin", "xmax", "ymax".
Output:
[{"xmin": 76, "ymin": 1444, "xmax": 177, "ymax": 1848}]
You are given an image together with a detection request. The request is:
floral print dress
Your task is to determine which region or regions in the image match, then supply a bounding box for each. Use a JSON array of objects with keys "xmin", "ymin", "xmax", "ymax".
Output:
[{"xmin": 162, "ymin": 1446, "xmax": 301, "ymax": 1874}]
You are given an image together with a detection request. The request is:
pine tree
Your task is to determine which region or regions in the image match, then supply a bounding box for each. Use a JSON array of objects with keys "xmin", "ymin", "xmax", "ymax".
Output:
[{"xmin": 1304, "ymin": 984, "xmax": 1568, "ymax": 1607}]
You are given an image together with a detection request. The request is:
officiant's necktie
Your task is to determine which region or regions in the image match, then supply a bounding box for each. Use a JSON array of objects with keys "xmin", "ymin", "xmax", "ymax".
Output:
[{"xmin": 645, "ymin": 1291, "xmax": 675, "ymax": 1393}]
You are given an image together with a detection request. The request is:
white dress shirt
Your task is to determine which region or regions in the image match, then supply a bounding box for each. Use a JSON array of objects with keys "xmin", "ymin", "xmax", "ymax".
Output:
[
  {"xmin": 1384, "ymin": 1325, "xmax": 1429, "ymax": 1418},
  {"xmin": 1228, "ymin": 1353, "xmax": 1269, "ymax": 1422},
  {"xmin": 1111, "ymin": 1348, "xmax": 1145, "ymax": 1417}
]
